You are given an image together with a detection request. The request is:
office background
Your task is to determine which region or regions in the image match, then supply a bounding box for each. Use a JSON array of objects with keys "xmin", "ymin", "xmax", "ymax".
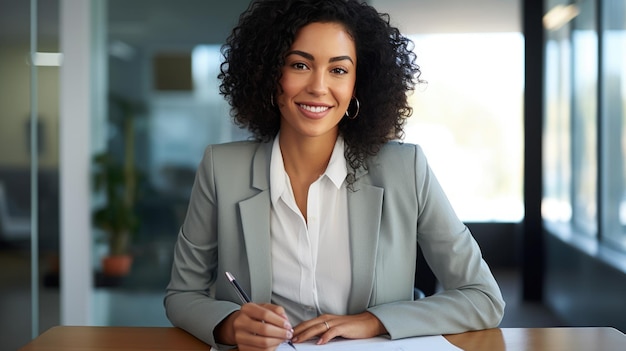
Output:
[{"xmin": 0, "ymin": 0, "xmax": 624, "ymax": 350}]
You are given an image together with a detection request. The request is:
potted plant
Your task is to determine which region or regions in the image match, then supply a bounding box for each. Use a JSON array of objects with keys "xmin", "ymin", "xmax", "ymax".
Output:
[
  {"xmin": 92, "ymin": 95, "xmax": 144, "ymax": 277},
  {"xmin": 93, "ymin": 153, "xmax": 138, "ymax": 276}
]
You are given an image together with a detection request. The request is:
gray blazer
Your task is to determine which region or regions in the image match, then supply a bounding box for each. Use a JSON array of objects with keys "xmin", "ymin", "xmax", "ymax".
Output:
[{"xmin": 164, "ymin": 140, "xmax": 505, "ymax": 347}]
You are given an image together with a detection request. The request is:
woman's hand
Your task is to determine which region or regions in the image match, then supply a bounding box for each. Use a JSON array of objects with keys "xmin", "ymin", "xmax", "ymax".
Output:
[
  {"xmin": 214, "ymin": 303, "xmax": 294, "ymax": 351},
  {"xmin": 292, "ymin": 312, "xmax": 388, "ymax": 345}
]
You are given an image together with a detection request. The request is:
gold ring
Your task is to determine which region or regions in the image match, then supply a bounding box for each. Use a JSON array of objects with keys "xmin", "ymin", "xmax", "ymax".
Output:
[{"xmin": 323, "ymin": 321, "xmax": 330, "ymax": 331}]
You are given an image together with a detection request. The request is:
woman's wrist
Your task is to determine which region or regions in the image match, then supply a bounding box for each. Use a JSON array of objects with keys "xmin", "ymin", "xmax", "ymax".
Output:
[
  {"xmin": 365, "ymin": 312, "xmax": 388, "ymax": 336},
  {"xmin": 214, "ymin": 310, "xmax": 240, "ymax": 346}
]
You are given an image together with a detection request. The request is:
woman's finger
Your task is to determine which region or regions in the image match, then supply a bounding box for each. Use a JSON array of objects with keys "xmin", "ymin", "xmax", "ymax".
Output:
[
  {"xmin": 293, "ymin": 312, "xmax": 387, "ymax": 344},
  {"xmin": 235, "ymin": 331, "xmax": 285, "ymax": 351},
  {"xmin": 240, "ymin": 304, "xmax": 293, "ymax": 335},
  {"xmin": 233, "ymin": 303, "xmax": 294, "ymax": 349},
  {"xmin": 293, "ymin": 313, "xmax": 335, "ymax": 334},
  {"xmin": 292, "ymin": 315, "xmax": 337, "ymax": 343}
]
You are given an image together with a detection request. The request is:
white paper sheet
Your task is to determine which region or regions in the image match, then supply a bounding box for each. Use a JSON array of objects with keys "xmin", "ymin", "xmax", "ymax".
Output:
[{"xmin": 276, "ymin": 335, "xmax": 462, "ymax": 351}]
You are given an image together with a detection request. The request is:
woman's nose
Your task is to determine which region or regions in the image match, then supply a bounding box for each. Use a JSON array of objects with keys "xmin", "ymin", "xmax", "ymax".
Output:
[{"xmin": 306, "ymin": 71, "xmax": 328, "ymax": 95}]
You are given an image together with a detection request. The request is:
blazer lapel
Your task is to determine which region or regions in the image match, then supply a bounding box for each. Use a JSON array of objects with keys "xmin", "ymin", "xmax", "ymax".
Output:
[
  {"xmin": 346, "ymin": 171, "xmax": 384, "ymax": 313},
  {"xmin": 239, "ymin": 142, "xmax": 273, "ymax": 303}
]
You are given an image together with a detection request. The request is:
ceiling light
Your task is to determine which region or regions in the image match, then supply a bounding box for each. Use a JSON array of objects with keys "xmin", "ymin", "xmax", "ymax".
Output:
[
  {"xmin": 33, "ymin": 52, "xmax": 63, "ymax": 66},
  {"xmin": 543, "ymin": 4, "xmax": 580, "ymax": 31}
]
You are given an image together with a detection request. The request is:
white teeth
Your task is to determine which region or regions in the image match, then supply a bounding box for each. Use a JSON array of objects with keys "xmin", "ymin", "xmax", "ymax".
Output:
[{"xmin": 300, "ymin": 104, "xmax": 329, "ymax": 113}]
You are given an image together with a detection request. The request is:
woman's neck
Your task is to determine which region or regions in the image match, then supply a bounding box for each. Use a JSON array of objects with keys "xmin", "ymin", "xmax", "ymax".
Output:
[
  {"xmin": 278, "ymin": 131, "xmax": 338, "ymax": 221},
  {"xmin": 278, "ymin": 132, "xmax": 337, "ymax": 181}
]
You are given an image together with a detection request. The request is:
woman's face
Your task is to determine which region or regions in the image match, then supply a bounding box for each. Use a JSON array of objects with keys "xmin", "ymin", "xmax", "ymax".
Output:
[{"xmin": 277, "ymin": 21, "xmax": 357, "ymax": 142}]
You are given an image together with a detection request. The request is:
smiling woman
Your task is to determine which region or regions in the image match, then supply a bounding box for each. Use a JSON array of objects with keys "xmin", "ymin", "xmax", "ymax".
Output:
[{"xmin": 165, "ymin": 0, "xmax": 504, "ymax": 350}]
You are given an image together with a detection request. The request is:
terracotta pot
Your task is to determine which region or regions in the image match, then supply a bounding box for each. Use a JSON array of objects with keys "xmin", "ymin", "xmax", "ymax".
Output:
[{"xmin": 102, "ymin": 255, "xmax": 133, "ymax": 276}]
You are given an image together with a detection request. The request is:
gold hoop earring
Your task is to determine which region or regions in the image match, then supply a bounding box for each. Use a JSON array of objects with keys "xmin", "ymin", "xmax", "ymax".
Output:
[{"xmin": 345, "ymin": 96, "xmax": 360, "ymax": 119}]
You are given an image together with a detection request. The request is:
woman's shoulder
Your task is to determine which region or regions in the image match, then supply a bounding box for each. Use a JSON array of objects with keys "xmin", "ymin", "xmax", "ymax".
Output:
[
  {"xmin": 208, "ymin": 139, "xmax": 260, "ymax": 149},
  {"xmin": 196, "ymin": 140, "xmax": 269, "ymax": 171},
  {"xmin": 363, "ymin": 141, "xmax": 430, "ymax": 180},
  {"xmin": 204, "ymin": 139, "xmax": 265, "ymax": 156},
  {"xmin": 358, "ymin": 141, "xmax": 429, "ymax": 191},
  {"xmin": 376, "ymin": 141, "xmax": 426, "ymax": 161}
]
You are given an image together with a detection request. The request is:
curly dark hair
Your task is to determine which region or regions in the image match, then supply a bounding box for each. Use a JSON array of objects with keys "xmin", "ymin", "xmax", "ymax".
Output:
[{"xmin": 219, "ymin": 0, "xmax": 421, "ymax": 178}]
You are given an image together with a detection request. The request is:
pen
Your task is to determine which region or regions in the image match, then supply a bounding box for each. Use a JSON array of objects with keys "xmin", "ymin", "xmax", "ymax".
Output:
[
  {"xmin": 225, "ymin": 271, "xmax": 251, "ymax": 304},
  {"xmin": 225, "ymin": 271, "xmax": 296, "ymax": 350}
]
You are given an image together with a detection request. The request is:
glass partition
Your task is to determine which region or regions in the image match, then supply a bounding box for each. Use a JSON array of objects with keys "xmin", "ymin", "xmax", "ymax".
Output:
[
  {"xmin": 0, "ymin": 0, "xmax": 61, "ymax": 349},
  {"xmin": 91, "ymin": 0, "xmax": 250, "ymax": 326}
]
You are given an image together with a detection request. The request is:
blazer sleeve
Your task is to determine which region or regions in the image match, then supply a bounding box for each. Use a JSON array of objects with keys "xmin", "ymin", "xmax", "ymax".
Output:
[
  {"xmin": 367, "ymin": 144, "xmax": 505, "ymax": 338},
  {"xmin": 164, "ymin": 145, "xmax": 240, "ymax": 348}
]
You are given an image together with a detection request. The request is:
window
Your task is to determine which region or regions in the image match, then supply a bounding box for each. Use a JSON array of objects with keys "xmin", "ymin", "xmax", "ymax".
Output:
[
  {"xmin": 372, "ymin": 0, "xmax": 525, "ymax": 222},
  {"xmin": 543, "ymin": 0, "xmax": 626, "ymax": 253},
  {"xmin": 601, "ymin": 0, "xmax": 626, "ymax": 250},
  {"xmin": 405, "ymin": 33, "xmax": 524, "ymax": 222},
  {"xmin": 571, "ymin": 0, "xmax": 598, "ymax": 236},
  {"xmin": 543, "ymin": 25, "xmax": 573, "ymax": 223}
]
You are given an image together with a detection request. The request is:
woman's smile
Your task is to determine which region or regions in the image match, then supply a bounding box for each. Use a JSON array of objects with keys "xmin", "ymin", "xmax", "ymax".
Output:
[{"xmin": 297, "ymin": 103, "xmax": 332, "ymax": 118}]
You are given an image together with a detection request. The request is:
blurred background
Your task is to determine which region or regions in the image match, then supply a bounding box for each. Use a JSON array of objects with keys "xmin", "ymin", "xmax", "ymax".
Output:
[{"xmin": 0, "ymin": 0, "xmax": 624, "ymax": 350}]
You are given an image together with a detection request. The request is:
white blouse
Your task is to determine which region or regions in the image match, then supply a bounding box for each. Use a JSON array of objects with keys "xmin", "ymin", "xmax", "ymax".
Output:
[{"xmin": 269, "ymin": 136, "xmax": 351, "ymax": 323}]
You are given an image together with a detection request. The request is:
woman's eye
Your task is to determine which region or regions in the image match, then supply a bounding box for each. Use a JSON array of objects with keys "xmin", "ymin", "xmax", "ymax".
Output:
[
  {"xmin": 292, "ymin": 62, "xmax": 308, "ymax": 70},
  {"xmin": 332, "ymin": 67, "xmax": 348, "ymax": 75}
]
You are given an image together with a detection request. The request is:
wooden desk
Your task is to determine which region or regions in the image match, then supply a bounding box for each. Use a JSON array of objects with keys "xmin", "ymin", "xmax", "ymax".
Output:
[{"xmin": 19, "ymin": 326, "xmax": 625, "ymax": 351}]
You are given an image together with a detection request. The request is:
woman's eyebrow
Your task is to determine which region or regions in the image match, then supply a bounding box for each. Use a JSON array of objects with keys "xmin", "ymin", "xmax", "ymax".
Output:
[
  {"xmin": 286, "ymin": 50, "xmax": 314, "ymax": 60},
  {"xmin": 286, "ymin": 50, "xmax": 354, "ymax": 64},
  {"xmin": 329, "ymin": 55, "xmax": 354, "ymax": 64}
]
